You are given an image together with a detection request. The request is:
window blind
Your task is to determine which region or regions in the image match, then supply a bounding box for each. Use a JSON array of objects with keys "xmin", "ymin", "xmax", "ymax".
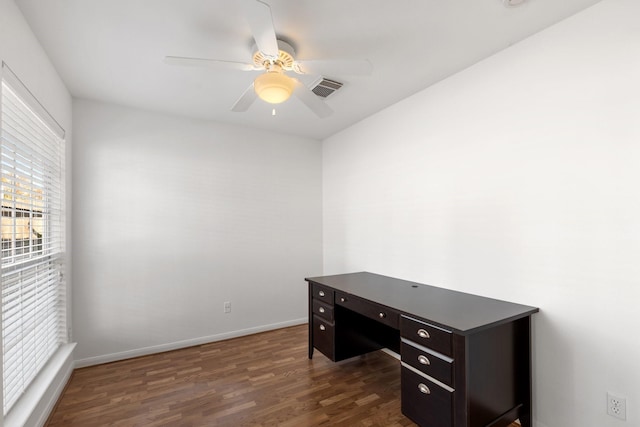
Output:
[{"xmin": 0, "ymin": 64, "xmax": 66, "ymax": 415}]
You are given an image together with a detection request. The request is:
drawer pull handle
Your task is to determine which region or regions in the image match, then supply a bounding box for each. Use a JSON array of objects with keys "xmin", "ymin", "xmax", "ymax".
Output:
[
  {"xmin": 418, "ymin": 383, "xmax": 431, "ymax": 395},
  {"xmin": 318, "ymin": 290, "xmax": 325, "ymax": 297},
  {"xmin": 378, "ymin": 312, "xmax": 386, "ymax": 319},
  {"xmin": 418, "ymin": 355, "xmax": 431, "ymax": 366},
  {"xmin": 417, "ymin": 329, "xmax": 431, "ymax": 339},
  {"xmin": 340, "ymin": 297, "xmax": 346, "ymax": 303},
  {"xmin": 319, "ymin": 307, "xmax": 325, "ymax": 313},
  {"xmin": 319, "ymin": 324, "xmax": 326, "ymax": 331}
]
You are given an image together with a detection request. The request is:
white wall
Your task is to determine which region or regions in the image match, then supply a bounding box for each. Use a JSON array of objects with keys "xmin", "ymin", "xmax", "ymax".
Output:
[
  {"xmin": 72, "ymin": 99, "xmax": 322, "ymax": 364},
  {"xmin": 0, "ymin": 1, "xmax": 74, "ymax": 425},
  {"xmin": 322, "ymin": 0, "xmax": 639, "ymax": 426},
  {"xmin": 0, "ymin": 1, "xmax": 71, "ymax": 126}
]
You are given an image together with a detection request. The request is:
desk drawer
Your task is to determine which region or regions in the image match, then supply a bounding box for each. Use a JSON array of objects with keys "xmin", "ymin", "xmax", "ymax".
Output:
[
  {"xmin": 335, "ymin": 291, "xmax": 399, "ymax": 329},
  {"xmin": 312, "ymin": 298, "xmax": 334, "ymax": 322},
  {"xmin": 401, "ymin": 367, "xmax": 452, "ymax": 427},
  {"xmin": 312, "ymin": 315, "xmax": 335, "ymax": 360},
  {"xmin": 401, "ymin": 341, "xmax": 453, "ymax": 387},
  {"xmin": 311, "ymin": 283, "xmax": 334, "ymax": 304},
  {"xmin": 401, "ymin": 316, "xmax": 452, "ymax": 357}
]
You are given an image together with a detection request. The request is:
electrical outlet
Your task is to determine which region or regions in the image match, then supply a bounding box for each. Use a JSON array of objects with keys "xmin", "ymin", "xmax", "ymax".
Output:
[
  {"xmin": 607, "ymin": 392, "xmax": 627, "ymax": 420},
  {"xmin": 224, "ymin": 301, "xmax": 231, "ymax": 313}
]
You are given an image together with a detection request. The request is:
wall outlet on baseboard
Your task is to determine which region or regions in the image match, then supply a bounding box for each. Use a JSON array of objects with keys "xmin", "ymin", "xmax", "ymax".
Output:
[
  {"xmin": 607, "ymin": 392, "xmax": 627, "ymax": 420},
  {"xmin": 224, "ymin": 301, "xmax": 231, "ymax": 314}
]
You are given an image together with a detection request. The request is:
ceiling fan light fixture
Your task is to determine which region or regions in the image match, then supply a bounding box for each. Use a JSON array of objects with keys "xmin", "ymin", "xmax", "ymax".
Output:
[{"xmin": 254, "ymin": 69, "xmax": 295, "ymax": 104}]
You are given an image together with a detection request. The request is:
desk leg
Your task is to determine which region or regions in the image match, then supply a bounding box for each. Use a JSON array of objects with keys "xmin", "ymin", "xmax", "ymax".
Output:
[
  {"xmin": 308, "ymin": 284, "xmax": 314, "ymax": 359},
  {"xmin": 518, "ymin": 316, "xmax": 533, "ymax": 427}
]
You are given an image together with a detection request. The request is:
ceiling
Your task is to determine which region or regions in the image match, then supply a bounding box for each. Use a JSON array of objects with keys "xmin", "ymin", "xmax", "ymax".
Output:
[{"xmin": 16, "ymin": 0, "xmax": 600, "ymax": 140}]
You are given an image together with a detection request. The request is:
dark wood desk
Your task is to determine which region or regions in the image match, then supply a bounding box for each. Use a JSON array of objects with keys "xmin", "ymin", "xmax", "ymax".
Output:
[{"xmin": 306, "ymin": 272, "xmax": 538, "ymax": 427}]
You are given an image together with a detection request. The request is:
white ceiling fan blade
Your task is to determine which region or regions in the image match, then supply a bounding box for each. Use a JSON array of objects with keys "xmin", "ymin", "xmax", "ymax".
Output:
[
  {"xmin": 293, "ymin": 59, "xmax": 373, "ymax": 76},
  {"xmin": 165, "ymin": 56, "xmax": 255, "ymax": 71},
  {"xmin": 293, "ymin": 80, "xmax": 333, "ymax": 118},
  {"xmin": 231, "ymin": 83, "xmax": 258, "ymax": 112},
  {"xmin": 245, "ymin": 0, "xmax": 279, "ymax": 59}
]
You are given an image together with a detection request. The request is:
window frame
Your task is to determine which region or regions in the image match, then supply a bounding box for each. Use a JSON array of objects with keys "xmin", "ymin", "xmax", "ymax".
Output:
[{"xmin": 0, "ymin": 62, "xmax": 67, "ymax": 416}]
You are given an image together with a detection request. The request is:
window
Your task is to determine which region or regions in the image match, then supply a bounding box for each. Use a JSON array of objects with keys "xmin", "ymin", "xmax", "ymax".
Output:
[{"xmin": 0, "ymin": 63, "xmax": 66, "ymax": 414}]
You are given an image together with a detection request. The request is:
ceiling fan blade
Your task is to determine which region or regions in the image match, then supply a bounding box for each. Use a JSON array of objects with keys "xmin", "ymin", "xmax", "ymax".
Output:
[
  {"xmin": 293, "ymin": 59, "xmax": 373, "ymax": 76},
  {"xmin": 165, "ymin": 56, "xmax": 255, "ymax": 71},
  {"xmin": 244, "ymin": 0, "xmax": 279, "ymax": 59},
  {"xmin": 293, "ymin": 80, "xmax": 333, "ymax": 118},
  {"xmin": 231, "ymin": 83, "xmax": 258, "ymax": 112}
]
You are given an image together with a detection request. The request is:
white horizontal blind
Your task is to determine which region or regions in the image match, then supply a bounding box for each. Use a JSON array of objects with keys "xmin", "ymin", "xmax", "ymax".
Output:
[{"xmin": 0, "ymin": 64, "xmax": 66, "ymax": 415}]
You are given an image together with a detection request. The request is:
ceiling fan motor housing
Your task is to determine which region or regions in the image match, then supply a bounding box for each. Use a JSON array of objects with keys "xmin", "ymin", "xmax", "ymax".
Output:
[{"xmin": 253, "ymin": 40, "xmax": 296, "ymax": 69}]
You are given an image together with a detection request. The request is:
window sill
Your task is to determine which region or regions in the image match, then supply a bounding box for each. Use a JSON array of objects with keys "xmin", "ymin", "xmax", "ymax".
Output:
[{"xmin": 4, "ymin": 343, "xmax": 76, "ymax": 427}]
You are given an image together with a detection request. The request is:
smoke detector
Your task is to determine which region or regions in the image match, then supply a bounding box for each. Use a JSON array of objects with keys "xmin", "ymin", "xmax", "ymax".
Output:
[{"xmin": 503, "ymin": 0, "xmax": 525, "ymax": 6}]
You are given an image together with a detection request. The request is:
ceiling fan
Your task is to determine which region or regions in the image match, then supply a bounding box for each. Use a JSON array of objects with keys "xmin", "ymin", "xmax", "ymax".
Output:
[{"xmin": 165, "ymin": 0, "xmax": 373, "ymax": 118}]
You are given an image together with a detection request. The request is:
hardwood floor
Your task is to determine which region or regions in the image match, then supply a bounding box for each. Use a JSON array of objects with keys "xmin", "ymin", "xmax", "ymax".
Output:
[{"xmin": 45, "ymin": 325, "xmax": 520, "ymax": 426}]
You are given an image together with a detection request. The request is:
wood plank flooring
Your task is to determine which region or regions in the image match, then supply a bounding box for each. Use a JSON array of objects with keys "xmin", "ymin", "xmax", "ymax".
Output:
[{"xmin": 45, "ymin": 324, "xmax": 520, "ymax": 426}]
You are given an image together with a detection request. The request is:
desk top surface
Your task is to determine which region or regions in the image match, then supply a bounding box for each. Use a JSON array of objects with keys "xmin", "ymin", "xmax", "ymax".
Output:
[{"xmin": 306, "ymin": 272, "xmax": 538, "ymax": 334}]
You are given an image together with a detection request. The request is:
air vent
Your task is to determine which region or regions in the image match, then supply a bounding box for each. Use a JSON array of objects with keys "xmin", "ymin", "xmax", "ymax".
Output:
[{"xmin": 311, "ymin": 78, "xmax": 343, "ymax": 98}]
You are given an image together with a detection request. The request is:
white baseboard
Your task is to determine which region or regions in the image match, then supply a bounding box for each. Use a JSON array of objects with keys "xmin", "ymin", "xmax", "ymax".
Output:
[
  {"xmin": 74, "ymin": 317, "xmax": 308, "ymax": 368},
  {"xmin": 381, "ymin": 347, "xmax": 401, "ymax": 360}
]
